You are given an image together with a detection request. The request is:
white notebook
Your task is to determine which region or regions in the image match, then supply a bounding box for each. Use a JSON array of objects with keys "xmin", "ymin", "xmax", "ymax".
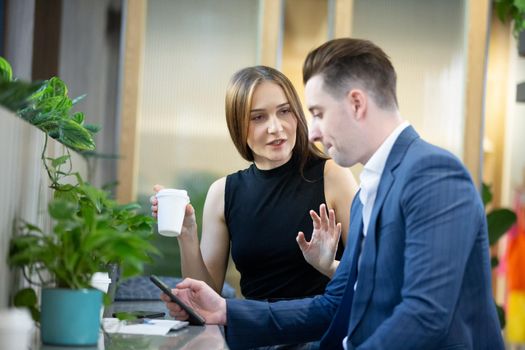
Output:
[{"xmin": 102, "ymin": 318, "xmax": 189, "ymax": 335}]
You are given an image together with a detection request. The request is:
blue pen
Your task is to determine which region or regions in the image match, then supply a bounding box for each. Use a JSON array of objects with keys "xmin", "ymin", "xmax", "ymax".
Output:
[{"xmin": 125, "ymin": 318, "xmax": 154, "ymax": 325}]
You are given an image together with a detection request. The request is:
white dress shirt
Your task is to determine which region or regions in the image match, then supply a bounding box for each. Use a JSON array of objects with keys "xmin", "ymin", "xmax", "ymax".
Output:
[{"xmin": 343, "ymin": 121, "xmax": 409, "ymax": 350}]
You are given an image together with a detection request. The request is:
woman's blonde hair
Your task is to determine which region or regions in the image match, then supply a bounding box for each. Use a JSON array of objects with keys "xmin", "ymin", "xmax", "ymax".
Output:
[{"xmin": 225, "ymin": 66, "xmax": 326, "ymax": 173}]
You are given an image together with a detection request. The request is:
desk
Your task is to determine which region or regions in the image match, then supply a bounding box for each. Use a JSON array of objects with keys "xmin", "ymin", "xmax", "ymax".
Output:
[{"xmin": 40, "ymin": 301, "xmax": 229, "ymax": 350}]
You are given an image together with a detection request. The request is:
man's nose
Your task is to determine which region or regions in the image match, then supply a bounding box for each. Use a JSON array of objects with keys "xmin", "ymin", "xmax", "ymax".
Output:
[
  {"xmin": 267, "ymin": 115, "xmax": 283, "ymax": 133},
  {"xmin": 309, "ymin": 122, "xmax": 321, "ymax": 143}
]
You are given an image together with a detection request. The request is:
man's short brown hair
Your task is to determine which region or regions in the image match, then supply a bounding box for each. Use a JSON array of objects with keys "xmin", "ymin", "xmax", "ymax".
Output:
[{"xmin": 303, "ymin": 38, "xmax": 398, "ymax": 110}]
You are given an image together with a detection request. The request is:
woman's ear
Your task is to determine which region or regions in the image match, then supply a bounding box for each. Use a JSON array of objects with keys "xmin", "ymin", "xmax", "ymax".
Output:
[{"xmin": 346, "ymin": 89, "xmax": 367, "ymax": 120}]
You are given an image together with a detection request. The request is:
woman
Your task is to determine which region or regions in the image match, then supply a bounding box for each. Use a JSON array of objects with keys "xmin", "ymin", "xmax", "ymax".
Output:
[{"xmin": 151, "ymin": 66, "xmax": 357, "ymax": 300}]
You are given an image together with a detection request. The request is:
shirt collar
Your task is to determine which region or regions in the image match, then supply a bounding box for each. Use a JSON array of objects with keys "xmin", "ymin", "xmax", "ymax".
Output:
[{"xmin": 363, "ymin": 121, "xmax": 410, "ymax": 176}]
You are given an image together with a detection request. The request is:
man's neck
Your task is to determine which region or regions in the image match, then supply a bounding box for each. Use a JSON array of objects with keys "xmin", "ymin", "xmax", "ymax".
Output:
[{"xmin": 361, "ymin": 111, "xmax": 403, "ymax": 164}]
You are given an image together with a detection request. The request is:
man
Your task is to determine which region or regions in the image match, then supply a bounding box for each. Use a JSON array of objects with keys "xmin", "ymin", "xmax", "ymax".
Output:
[{"xmin": 162, "ymin": 38, "xmax": 504, "ymax": 349}]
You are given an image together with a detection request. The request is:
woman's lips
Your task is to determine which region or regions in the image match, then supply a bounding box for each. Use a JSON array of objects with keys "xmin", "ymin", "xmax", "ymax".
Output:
[{"xmin": 267, "ymin": 139, "xmax": 286, "ymax": 146}]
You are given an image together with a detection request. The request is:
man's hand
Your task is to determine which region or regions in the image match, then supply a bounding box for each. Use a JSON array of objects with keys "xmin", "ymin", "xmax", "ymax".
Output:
[
  {"xmin": 297, "ymin": 203, "xmax": 341, "ymax": 277},
  {"xmin": 160, "ymin": 278, "xmax": 227, "ymax": 325}
]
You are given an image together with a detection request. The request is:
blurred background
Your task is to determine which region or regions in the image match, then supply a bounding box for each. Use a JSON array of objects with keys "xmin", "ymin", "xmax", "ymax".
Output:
[{"xmin": 1, "ymin": 0, "xmax": 525, "ymax": 346}]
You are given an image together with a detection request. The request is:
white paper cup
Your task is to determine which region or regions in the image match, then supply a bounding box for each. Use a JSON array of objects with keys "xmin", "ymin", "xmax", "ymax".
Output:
[
  {"xmin": 90, "ymin": 272, "xmax": 111, "ymax": 319},
  {"xmin": 156, "ymin": 189, "xmax": 190, "ymax": 237},
  {"xmin": 0, "ymin": 308, "xmax": 34, "ymax": 350},
  {"xmin": 90, "ymin": 272, "xmax": 111, "ymax": 293}
]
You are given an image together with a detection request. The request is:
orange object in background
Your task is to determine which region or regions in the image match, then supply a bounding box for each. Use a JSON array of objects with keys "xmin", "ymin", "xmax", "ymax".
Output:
[{"xmin": 506, "ymin": 190, "xmax": 525, "ymax": 343}]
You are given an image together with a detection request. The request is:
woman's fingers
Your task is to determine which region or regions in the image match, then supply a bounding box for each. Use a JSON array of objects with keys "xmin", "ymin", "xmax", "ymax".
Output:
[
  {"xmin": 309, "ymin": 210, "xmax": 321, "ymax": 230},
  {"xmin": 296, "ymin": 231, "xmax": 309, "ymax": 252},
  {"xmin": 153, "ymin": 184, "xmax": 164, "ymax": 193}
]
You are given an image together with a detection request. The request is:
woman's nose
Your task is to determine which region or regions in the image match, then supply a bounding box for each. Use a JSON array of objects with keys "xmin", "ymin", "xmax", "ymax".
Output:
[{"xmin": 267, "ymin": 115, "xmax": 283, "ymax": 133}]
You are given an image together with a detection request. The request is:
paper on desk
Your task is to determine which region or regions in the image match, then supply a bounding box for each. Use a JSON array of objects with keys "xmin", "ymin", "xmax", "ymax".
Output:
[{"xmin": 102, "ymin": 318, "xmax": 189, "ymax": 335}]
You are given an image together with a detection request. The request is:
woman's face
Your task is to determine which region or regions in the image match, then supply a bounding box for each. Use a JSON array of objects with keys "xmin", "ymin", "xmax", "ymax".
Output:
[{"xmin": 246, "ymin": 81, "xmax": 297, "ymax": 170}]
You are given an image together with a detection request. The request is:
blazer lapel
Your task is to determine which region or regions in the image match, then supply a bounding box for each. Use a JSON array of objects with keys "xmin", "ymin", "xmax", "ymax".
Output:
[{"xmin": 347, "ymin": 126, "xmax": 419, "ymax": 336}]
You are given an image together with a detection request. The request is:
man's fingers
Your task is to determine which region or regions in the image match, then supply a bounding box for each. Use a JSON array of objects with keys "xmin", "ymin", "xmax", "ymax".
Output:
[
  {"xmin": 169, "ymin": 307, "xmax": 189, "ymax": 320},
  {"xmin": 176, "ymin": 277, "xmax": 203, "ymax": 292},
  {"xmin": 161, "ymin": 292, "xmax": 189, "ymax": 320}
]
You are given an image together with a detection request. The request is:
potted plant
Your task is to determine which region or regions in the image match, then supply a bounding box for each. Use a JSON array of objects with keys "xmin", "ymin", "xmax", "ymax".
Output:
[{"xmin": 1, "ymin": 57, "xmax": 160, "ymax": 346}]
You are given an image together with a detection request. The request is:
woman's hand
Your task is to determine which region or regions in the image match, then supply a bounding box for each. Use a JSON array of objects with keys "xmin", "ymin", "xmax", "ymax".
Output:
[
  {"xmin": 296, "ymin": 203, "xmax": 341, "ymax": 278},
  {"xmin": 151, "ymin": 184, "xmax": 198, "ymax": 240}
]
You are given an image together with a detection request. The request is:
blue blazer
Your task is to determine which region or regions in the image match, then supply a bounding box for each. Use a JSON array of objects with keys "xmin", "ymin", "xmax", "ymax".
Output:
[{"xmin": 225, "ymin": 127, "xmax": 504, "ymax": 350}]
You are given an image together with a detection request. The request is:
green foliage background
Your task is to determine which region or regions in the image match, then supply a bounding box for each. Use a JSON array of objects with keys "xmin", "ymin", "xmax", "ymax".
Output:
[{"xmin": 139, "ymin": 171, "xmax": 218, "ymax": 277}]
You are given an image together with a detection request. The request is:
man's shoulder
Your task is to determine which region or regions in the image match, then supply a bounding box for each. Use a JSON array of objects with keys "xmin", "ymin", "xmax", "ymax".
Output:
[{"xmin": 404, "ymin": 137, "xmax": 464, "ymax": 169}]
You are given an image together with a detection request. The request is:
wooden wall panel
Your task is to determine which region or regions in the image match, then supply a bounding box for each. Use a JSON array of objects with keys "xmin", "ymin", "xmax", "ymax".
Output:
[
  {"xmin": 464, "ymin": 0, "xmax": 491, "ymax": 187},
  {"xmin": 116, "ymin": 0, "xmax": 146, "ymax": 203}
]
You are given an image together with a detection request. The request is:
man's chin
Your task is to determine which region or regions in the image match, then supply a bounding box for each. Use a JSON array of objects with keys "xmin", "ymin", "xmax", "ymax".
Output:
[{"xmin": 331, "ymin": 153, "xmax": 354, "ymax": 168}]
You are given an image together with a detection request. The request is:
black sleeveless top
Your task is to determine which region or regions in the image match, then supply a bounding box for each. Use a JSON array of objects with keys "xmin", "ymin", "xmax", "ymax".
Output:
[{"xmin": 225, "ymin": 156, "xmax": 344, "ymax": 300}]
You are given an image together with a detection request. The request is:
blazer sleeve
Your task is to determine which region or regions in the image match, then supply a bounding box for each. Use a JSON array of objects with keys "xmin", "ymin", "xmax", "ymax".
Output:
[
  {"xmin": 225, "ymin": 231, "xmax": 355, "ymax": 350},
  {"xmin": 354, "ymin": 152, "xmax": 486, "ymax": 349}
]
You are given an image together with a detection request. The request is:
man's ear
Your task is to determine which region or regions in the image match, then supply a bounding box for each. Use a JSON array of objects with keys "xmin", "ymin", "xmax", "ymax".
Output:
[{"xmin": 346, "ymin": 89, "xmax": 367, "ymax": 120}]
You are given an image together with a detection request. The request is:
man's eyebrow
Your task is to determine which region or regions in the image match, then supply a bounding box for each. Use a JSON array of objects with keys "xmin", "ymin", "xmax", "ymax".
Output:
[{"xmin": 308, "ymin": 105, "xmax": 320, "ymax": 113}]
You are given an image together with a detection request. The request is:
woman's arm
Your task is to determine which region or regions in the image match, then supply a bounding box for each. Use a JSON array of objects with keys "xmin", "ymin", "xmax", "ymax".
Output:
[
  {"xmin": 296, "ymin": 160, "xmax": 358, "ymax": 278},
  {"xmin": 152, "ymin": 179, "xmax": 230, "ymax": 294},
  {"xmin": 178, "ymin": 178, "xmax": 230, "ymax": 293},
  {"xmin": 324, "ymin": 159, "xmax": 358, "ymax": 245}
]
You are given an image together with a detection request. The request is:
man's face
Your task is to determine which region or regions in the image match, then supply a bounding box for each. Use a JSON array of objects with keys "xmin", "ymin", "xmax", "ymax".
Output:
[{"xmin": 305, "ymin": 75, "xmax": 364, "ymax": 167}]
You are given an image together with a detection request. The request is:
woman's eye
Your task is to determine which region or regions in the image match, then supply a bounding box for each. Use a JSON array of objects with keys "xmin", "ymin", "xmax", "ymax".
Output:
[
  {"xmin": 251, "ymin": 115, "xmax": 263, "ymax": 121},
  {"xmin": 279, "ymin": 108, "xmax": 291, "ymax": 115}
]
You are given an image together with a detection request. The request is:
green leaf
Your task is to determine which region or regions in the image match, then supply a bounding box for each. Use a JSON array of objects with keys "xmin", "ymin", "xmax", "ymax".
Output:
[
  {"xmin": 0, "ymin": 80, "xmax": 42, "ymax": 112},
  {"xmin": 48, "ymin": 199, "xmax": 77, "ymax": 220},
  {"xmin": 23, "ymin": 222, "xmax": 43, "ymax": 233},
  {"xmin": 13, "ymin": 288, "xmax": 38, "ymax": 308},
  {"xmin": 487, "ymin": 208, "xmax": 517, "ymax": 245},
  {"xmin": 515, "ymin": 0, "xmax": 525, "ymax": 12},
  {"xmin": 79, "ymin": 184, "xmax": 106, "ymax": 212},
  {"xmin": 13, "ymin": 288, "xmax": 40, "ymax": 322},
  {"xmin": 45, "ymin": 77, "xmax": 68, "ymax": 98},
  {"xmin": 482, "ymin": 183, "xmax": 492, "ymax": 207},
  {"xmin": 491, "ymin": 256, "xmax": 500, "ymax": 268},
  {"xmin": 58, "ymin": 119, "xmax": 96, "ymax": 151},
  {"xmin": 496, "ymin": 303, "xmax": 506, "ymax": 329},
  {"xmin": 0, "ymin": 56, "xmax": 13, "ymax": 82},
  {"xmin": 84, "ymin": 123, "xmax": 101, "ymax": 134},
  {"xmin": 71, "ymin": 112, "xmax": 84, "ymax": 125},
  {"xmin": 51, "ymin": 155, "xmax": 70, "ymax": 168},
  {"xmin": 36, "ymin": 96, "xmax": 70, "ymax": 113},
  {"xmin": 495, "ymin": 0, "xmax": 513, "ymax": 21}
]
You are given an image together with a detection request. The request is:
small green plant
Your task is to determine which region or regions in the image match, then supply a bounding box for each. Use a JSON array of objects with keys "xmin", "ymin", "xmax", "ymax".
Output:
[
  {"xmin": 495, "ymin": 0, "xmax": 525, "ymax": 37},
  {"xmin": 483, "ymin": 182, "xmax": 517, "ymax": 328},
  {"xmin": 8, "ymin": 156, "xmax": 159, "ymax": 321},
  {"xmin": 0, "ymin": 57, "xmax": 98, "ymax": 152},
  {"xmin": 2, "ymin": 56, "xmax": 160, "ymax": 322}
]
